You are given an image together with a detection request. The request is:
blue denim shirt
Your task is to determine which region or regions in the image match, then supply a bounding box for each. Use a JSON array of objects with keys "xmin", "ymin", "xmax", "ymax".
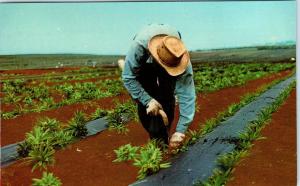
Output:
[{"xmin": 122, "ymin": 24, "xmax": 196, "ymax": 133}]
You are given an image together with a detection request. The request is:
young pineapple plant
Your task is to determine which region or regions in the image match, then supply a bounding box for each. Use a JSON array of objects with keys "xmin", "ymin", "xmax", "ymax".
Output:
[
  {"xmin": 195, "ymin": 169, "xmax": 232, "ymax": 186},
  {"xmin": 17, "ymin": 140, "xmax": 32, "ymax": 157},
  {"xmin": 237, "ymin": 123, "xmax": 266, "ymax": 150},
  {"xmin": 36, "ymin": 117, "xmax": 61, "ymax": 132},
  {"xmin": 107, "ymin": 110, "xmax": 128, "ymax": 134},
  {"xmin": 133, "ymin": 140, "xmax": 171, "ymax": 180},
  {"xmin": 108, "ymin": 123, "xmax": 129, "ymax": 134},
  {"xmin": 51, "ymin": 130, "xmax": 74, "ymax": 149},
  {"xmin": 57, "ymin": 83, "xmax": 74, "ymax": 99},
  {"xmin": 32, "ymin": 172, "xmax": 62, "ymax": 186},
  {"xmin": 186, "ymin": 129, "xmax": 202, "ymax": 146},
  {"xmin": 71, "ymin": 91, "xmax": 82, "ymax": 101},
  {"xmin": 3, "ymin": 92, "xmax": 21, "ymax": 103},
  {"xmin": 113, "ymin": 140, "xmax": 170, "ymax": 180},
  {"xmin": 12, "ymin": 79, "xmax": 26, "ymax": 93},
  {"xmin": 24, "ymin": 127, "xmax": 53, "ymax": 148},
  {"xmin": 18, "ymin": 116, "xmax": 77, "ymax": 172},
  {"xmin": 173, "ymin": 130, "xmax": 202, "ymax": 154},
  {"xmin": 42, "ymin": 97, "xmax": 55, "ymax": 109},
  {"xmin": 23, "ymin": 96, "xmax": 34, "ymax": 106},
  {"xmin": 106, "ymin": 100, "xmax": 138, "ymax": 134},
  {"xmin": 66, "ymin": 111, "xmax": 88, "ymax": 138},
  {"xmin": 100, "ymin": 79, "xmax": 123, "ymax": 96},
  {"xmin": 227, "ymin": 103, "xmax": 240, "ymax": 116},
  {"xmin": 17, "ymin": 118, "xmax": 58, "ymax": 157},
  {"xmin": 23, "ymin": 126, "xmax": 55, "ymax": 171},
  {"xmin": 114, "ymin": 100, "xmax": 138, "ymax": 121},
  {"xmin": 30, "ymin": 86, "xmax": 49, "ymax": 99},
  {"xmin": 27, "ymin": 142, "xmax": 55, "ymax": 171},
  {"xmin": 113, "ymin": 144, "xmax": 139, "ymax": 162},
  {"xmin": 217, "ymin": 150, "xmax": 248, "ymax": 170},
  {"xmin": 1, "ymin": 110, "xmax": 19, "ymax": 120},
  {"xmin": 91, "ymin": 108, "xmax": 109, "ymax": 120},
  {"xmin": 200, "ymin": 118, "xmax": 218, "ymax": 135}
]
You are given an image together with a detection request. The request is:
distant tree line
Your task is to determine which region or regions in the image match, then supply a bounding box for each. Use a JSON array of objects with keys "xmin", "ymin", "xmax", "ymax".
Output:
[
  {"xmin": 256, "ymin": 45, "xmax": 296, "ymax": 50},
  {"xmin": 192, "ymin": 44, "xmax": 296, "ymax": 52}
]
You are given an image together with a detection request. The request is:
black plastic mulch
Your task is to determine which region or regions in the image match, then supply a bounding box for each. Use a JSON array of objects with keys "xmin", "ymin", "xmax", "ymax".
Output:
[{"xmin": 130, "ymin": 75, "xmax": 295, "ymax": 186}]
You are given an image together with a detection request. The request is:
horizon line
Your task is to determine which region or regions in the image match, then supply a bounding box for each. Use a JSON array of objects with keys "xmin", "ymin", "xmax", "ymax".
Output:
[{"xmin": 0, "ymin": 42, "xmax": 296, "ymax": 56}]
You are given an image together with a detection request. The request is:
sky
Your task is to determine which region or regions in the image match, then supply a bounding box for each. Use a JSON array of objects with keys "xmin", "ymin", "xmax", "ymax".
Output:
[{"xmin": 0, "ymin": 1, "xmax": 296, "ymax": 55}]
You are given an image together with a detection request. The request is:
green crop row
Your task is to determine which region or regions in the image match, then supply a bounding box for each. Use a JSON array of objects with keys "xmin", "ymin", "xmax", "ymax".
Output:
[
  {"xmin": 115, "ymin": 73, "xmax": 294, "ymax": 182},
  {"xmin": 1, "ymin": 66, "xmax": 119, "ymax": 83},
  {"xmin": 176, "ymin": 72, "xmax": 295, "ymax": 154},
  {"xmin": 17, "ymin": 99, "xmax": 137, "ymax": 172},
  {"xmin": 1, "ymin": 79, "xmax": 124, "ymax": 119},
  {"xmin": 32, "ymin": 172, "xmax": 62, "ymax": 186},
  {"xmin": 113, "ymin": 140, "xmax": 170, "ymax": 180},
  {"xmin": 197, "ymin": 80, "xmax": 296, "ymax": 186},
  {"xmin": 110, "ymin": 73, "xmax": 293, "ymax": 181},
  {"xmin": 41, "ymin": 69, "xmax": 118, "ymax": 83},
  {"xmin": 1, "ymin": 63, "xmax": 294, "ymax": 120},
  {"xmin": 193, "ymin": 63, "xmax": 295, "ymax": 92}
]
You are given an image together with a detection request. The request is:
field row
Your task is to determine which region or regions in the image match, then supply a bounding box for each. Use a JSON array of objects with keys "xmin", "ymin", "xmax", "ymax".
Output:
[
  {"xmin": 2, "ymin": 66, "xmax": 294, "ymax": 185},
  {"xmin": 1, "ymin": 63, "xmax": 295, "ymax": 120}
]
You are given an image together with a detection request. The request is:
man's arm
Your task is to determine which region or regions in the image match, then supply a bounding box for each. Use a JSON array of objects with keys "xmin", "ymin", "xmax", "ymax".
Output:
[
  {"xmin": 122, "ymin": 41, "xmax": 152, "ymax": 106},
  {"xmin": 175, "ymin": 63, "xmax": 196, "ymax": 133}
]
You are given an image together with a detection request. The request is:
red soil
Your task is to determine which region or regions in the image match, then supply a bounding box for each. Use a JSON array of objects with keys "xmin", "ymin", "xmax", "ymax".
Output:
[
  {"xmin": 227, "ymin": 90, "xmax": 296, "ymax": 186},
  {"xmin": 1, "ymin": 93, "xmax": 130, "ymax": 147},
  {"xmin": 44, "ymin": 75, "xmax": 118, "ymax": 87},
  {"xmin": 0, "ymin": 67, "xmax": 81, "ymax": 76},
  {"xmin": 1, "ymin": 103, "xmax": 16, "ymax": 113},
  {"xmin": 0, "ymin": 80, "xmax": 119, "ymax": 114},
  {"xmin": 0, "ymin": 76, "xmax": 120, "ymax": 113},
  {"xmin": 1, "ymin": 70, "xmax": 292, "ymax": 147},
  {"xmin": 170, "ymin": 69, "xmax": 293, "ymax": 133},
  {"xmin": 1, "ymin": 70, "xmax": 294, "ymax": 186},
  {"xmin": 1, "ymin": 122, "xmax": 149, "ymax": 186}
]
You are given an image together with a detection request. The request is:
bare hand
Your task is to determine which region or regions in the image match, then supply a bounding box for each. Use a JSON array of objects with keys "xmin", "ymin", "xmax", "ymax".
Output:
[
  {"xmin": 146, "ymin": 99, "xmax": 162, "ymax": 116},
  {"xmin": 169, "ymin": 132, "xmax": 185, "ymax": 149}
]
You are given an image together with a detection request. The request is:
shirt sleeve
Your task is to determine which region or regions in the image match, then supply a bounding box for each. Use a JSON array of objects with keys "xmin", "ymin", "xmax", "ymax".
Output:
[
  {"xmin": 175, "ymin": 63, "xmax": 196, "ymax": 133},
  {"xmin": 122, "ymin": 41, "xmax": 153, "ymax": 106}
]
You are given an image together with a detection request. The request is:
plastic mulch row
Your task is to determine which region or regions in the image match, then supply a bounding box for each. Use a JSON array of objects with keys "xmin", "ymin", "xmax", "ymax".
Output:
[
  {"xmin": 1, "ymin": 117, "xmax": 108, "ymax": 167},
  {"xmin": 1, "ymin": 75, "xmax": 295, "ymax": 180},
  {"xmin": 130, "ymin": 75, "xmax": 295, "ymax": 186}
]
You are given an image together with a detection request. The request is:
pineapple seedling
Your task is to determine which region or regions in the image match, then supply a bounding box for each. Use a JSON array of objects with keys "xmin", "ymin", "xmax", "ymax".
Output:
[
  {"xmin": 113, "ymin": 144, "xmax": 139, "ymax": 162},
  {"xmin": 22, "ymin": 126, "xmax": 55, "ymax": 171},
  {"xmin": 91, "ymin": 108, "xmax": 109, "ymax": 120},
  {"xmin": 27, "ymin": 142, "xmax": 55, "ymax": 171},
  {"xmin": 32, "ymin": 172, "xmax": 62, "ymax": 186},
  {"xmin": 66, "ymin": 111, "xmax": 88, "ymax": 138},
  {"xmin": 133, "ymin": 140, "xmax": 171, "ymax": 180},
  {"xmin": 36, "ymin": 117, "xmax": 61, "ymax": 132}
]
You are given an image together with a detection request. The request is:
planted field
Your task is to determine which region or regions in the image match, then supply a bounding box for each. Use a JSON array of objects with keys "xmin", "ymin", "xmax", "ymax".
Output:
[
  {"xmin": 1, "ymin": 62, "xmax": 296, "ymax": 186},
  {"xmin": 227, "ymin": 89, "xmax": 296, "ymax": 186}
]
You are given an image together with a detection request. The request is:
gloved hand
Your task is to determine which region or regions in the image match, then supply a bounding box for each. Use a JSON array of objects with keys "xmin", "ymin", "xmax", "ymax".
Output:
[
  {"xmin": 146, "ymin": 99, "xmax": 162, "ymax": 116},
  {"xmin": 169, "ymin": 132, "xmax": 185, "ymax": 149}
]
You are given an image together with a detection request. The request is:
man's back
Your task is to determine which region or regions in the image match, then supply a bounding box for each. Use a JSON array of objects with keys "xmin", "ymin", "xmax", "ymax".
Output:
[{"xmin": 133, "ymin": 23, "xmax": 181, "ymax": 48}]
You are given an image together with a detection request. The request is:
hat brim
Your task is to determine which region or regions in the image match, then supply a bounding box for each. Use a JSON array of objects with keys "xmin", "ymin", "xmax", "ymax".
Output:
[{"xmin": 148, "ymin": 35, "xmax": 190, "ymax": 76}]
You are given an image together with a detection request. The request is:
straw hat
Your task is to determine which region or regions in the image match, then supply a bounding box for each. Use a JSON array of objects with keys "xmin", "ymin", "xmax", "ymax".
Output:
[{"xmin": 148, "ymin": 35, "xmax": 190, "ymax": 76}]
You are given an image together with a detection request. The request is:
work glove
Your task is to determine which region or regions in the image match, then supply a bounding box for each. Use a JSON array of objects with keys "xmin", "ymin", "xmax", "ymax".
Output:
[
  {"xmin": 169, "ymin": 132, "xmax": 185, "ymax": 149},
  {"xmin": 146, "ymin": 99, "xmax": 162, "ymax": 116}
]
